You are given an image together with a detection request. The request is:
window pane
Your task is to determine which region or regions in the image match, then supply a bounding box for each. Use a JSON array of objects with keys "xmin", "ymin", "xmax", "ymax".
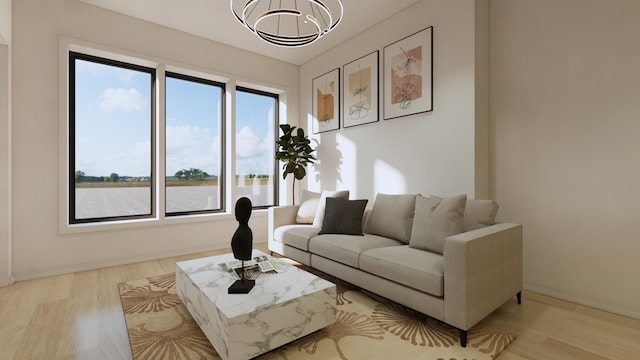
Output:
[
  {"xmin": 235, "ymin": 88, "xmax": 277, "ymax": 207},
  {"xmin": 165, "ymin": 73, "xmax": 223, "ymax": 214},
  {"xmin": 71, "ymin": 54, "xmax": 153, "ymax": 222}
]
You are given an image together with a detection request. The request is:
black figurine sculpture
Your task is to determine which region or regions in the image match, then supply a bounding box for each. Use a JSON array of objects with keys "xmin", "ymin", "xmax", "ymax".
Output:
[{"xmin": 228, "ymin": 197, "xmax": 254, "ymax": 294}]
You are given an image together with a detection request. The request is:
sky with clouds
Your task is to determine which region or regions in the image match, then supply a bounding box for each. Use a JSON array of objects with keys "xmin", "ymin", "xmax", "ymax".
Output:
[{"xmin": 74, "ymin": 59, "xmax": 275, "ymax": 178}]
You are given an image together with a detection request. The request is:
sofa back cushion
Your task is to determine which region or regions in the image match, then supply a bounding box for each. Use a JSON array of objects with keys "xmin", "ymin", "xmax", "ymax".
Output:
[
  {"xmin": 463, "ymin": 199, "xmax": 499, "ymax": 232},
  {"xmin": 364, "ymin": 193, "xmax": 417, "ymax": 243},
  {"xmin": 409, "ymin": 194, "xmax": 467, "ymax": 254},
  {"xmin": 296, "ymin": 190, "xmax": 321, "ymax": 224},
  {"xmin": 312, "ymin": 190, "xmax": 350, "ymax": 227}
]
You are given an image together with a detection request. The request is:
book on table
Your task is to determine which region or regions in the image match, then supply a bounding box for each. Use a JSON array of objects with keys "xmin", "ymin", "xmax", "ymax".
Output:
[{"xmin": 222, "ymin": 255, "xmax": 286, "ymax": 280}]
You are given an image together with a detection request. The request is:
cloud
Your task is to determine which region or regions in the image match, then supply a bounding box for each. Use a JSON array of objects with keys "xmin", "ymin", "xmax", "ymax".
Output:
[
  {"xmin": 133, "ymin": 140, "xmax": 151, "ymax": 157},
  {"xmin": 236, "ymin": 126, "xmax": 265, "ymax": 158},
  {"xmin": 235, "ymin": 126, "xmax": 274, "ymax": 175},
  {"xmin": 166, "ymin": 125, "xmax": 211, "ymax": 153},
  {"xmin": 166, "ymin": 126, "xmax": 218, "ymax": 175},
  {"xmin": 99, "ymin": 88, "xmax": 146, "ymax": 112}
]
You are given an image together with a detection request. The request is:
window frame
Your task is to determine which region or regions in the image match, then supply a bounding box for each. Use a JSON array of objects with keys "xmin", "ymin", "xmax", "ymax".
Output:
[
  {"xmin": 59, "ymin": 39, "xmax": 286, "ymax": 233},
  {"xmin": 164, "ymin": 71, "xmax": 226, "ymax": 217},
  {"xmin": 68, "ymin": 51, "xmax": 156, "ymax": 224},
  {"xmin": 234, "ymin": 86, "xmax": 279, "ymax": 210}
]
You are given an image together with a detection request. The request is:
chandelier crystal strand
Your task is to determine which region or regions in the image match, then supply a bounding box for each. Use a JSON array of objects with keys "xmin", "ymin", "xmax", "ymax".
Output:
[{"xmin": 230, "ymin": 0, "xmax": 343, "ymax": 48}]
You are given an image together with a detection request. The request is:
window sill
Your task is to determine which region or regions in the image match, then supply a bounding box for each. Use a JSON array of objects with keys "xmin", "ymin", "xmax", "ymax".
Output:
[{"xmin": 59, "ymin": 208, "xmax": 268, "ymax": 235}]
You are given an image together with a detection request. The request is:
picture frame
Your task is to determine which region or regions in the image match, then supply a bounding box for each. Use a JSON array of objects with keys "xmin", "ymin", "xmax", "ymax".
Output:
[
  {"xmin": 312, "ymin": 68, "xmax": 340, "ymax": 133},
  {"xmin": 343, "ymin": 51, "xmax": 379, "ymax": 128},
  {"xmin": 383, "ymin": 26, "xmax": 433, "ymax": 120}
]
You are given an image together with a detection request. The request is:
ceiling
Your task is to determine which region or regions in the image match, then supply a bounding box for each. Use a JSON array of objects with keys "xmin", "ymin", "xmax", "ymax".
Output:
[{"xmin": 78, "ymin": 0, "xmax": 420, "ymax": 65}]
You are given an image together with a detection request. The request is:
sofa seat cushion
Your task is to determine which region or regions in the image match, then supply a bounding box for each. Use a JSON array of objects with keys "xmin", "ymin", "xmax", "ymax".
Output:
[
  {"xmin": 309, "ymin": 234, "xmax": 404, "ymax": 268},
  {"xmin": 275, "ymin": 225, "xmax": 320, "ymax": 251},
  {"xmin": 359, "ymin": 245, "xmax": 444, "ymax": 297}
]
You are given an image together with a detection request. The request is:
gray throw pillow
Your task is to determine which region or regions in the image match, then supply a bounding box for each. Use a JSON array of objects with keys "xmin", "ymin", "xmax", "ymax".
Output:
[
  {"xmin": 363, "ymin": 193, "xmax": 417, "ymax": 243},
  {"xmin": 463, "ymin": 199, "xmax": 499, "ymax": 232},
  {"xmin": 409, "ymin": 194, "xmax": 467, "ymax": 254},
  {"xmin": 319, "ymin": 198, "xmax": 369, "ymax": 235},
  {"xmin": 312, "ymin": 190, "xmax": 350, "ymax": 227}
]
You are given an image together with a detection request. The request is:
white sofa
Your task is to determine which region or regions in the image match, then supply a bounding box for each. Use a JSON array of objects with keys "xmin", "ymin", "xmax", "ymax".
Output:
[{"xmin": 268, "ymin": 192, "xmax": 522, "ymax": 347}]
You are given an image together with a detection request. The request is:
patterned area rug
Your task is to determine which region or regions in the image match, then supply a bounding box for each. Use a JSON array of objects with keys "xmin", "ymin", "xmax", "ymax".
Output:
[{"xmin": 118, "ymin": 271, "xmax": 515, "ymax": 360}]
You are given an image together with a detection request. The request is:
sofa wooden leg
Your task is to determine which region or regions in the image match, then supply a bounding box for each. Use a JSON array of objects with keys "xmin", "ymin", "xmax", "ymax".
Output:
[
  {"xmin": 459, "ymin": 329, "xmax": 468, "ymax": 347},
  {"xmin": 517, "ymin": 291, "xmax": 522, "ymax": 304}
]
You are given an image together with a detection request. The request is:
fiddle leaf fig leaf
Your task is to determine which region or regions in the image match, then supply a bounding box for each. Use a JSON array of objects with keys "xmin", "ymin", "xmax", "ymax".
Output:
[{"xmin": 276, "ymin": 124, "xmax": 316, "ymax": 204}]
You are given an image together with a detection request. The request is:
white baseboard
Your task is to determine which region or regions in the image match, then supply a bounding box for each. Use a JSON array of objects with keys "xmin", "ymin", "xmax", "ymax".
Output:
[
  {"xmin": 524, "ymin": 281, "xmax": 640, "ymax": 320},
  {"xmin": 12, "ymin": 241, "xmax": 266, "ymax": 282},
  {"xmin": 0, "ymin": 274, "xmax": 14, "ymax": 287}
]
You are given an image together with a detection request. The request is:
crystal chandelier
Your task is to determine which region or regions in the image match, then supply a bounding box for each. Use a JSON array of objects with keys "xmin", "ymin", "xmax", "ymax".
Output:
[{"xmin": 230, "ymin": 0, "xmax": 344, "ymax": 48}]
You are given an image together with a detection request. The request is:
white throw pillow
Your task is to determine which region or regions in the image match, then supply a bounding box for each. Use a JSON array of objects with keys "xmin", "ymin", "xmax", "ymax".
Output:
[
  {"xmin": 409, "ymin": 194, "xmax": 467, "ymax": 254},
  {"xmin": 296, "ymin": 190, "xmax": 321, "ymax": 224},
  {"xmin": 312, "ymin": 190, "xmax": 350, "ymax": 227},
  {"xmin": 363, "ymin": 193, "xmax": 418, "ymax": 243}
]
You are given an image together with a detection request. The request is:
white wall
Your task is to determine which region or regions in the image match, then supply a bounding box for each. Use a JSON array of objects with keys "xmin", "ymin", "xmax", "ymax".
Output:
[
  {"xmin": 0, "ymin": 0, "xmax": 12, "ymax": 287},
  {"xmin": 11, "ymin": 0, "xmax": 298, "ymax": 279},
  {"xmin": 0, "ymin": 0, "xmax": 10, "ymax": 45},
  {"xmin": 490, "ymin": 0, "xmax": 640, "ymax": 318},
  {"xmin": 301, "ymin": 0, "xmax": 489, "ymax": 200},
  {"xmin": 10, "ymin": 0, "xmax": 637, "ymax": 321}
]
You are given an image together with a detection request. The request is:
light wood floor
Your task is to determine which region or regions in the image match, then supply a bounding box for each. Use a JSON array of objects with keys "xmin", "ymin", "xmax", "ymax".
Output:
[{"xmin": 1, "ymin": 243, "xmax": 638, "ymax": 360}]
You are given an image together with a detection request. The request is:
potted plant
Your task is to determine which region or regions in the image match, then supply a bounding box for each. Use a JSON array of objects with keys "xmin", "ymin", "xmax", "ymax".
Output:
[{"xmin": 275, "ymin": 124, "xmax": 317, "ymax": 204}]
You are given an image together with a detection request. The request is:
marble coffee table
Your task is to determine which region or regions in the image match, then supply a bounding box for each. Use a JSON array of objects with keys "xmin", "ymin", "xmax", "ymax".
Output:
[{"xmin": 175, "ymin": 250, "xmax": 336, "ymax": 360}]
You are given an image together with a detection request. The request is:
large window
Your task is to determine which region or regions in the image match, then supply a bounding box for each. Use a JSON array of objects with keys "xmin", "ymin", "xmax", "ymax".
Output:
[
  {"xmin": 70, "ymin": 52, "xmax": 154, "ymax": 223},
  {"xmin": 68, "ymin": 48, "xmax": 280, "ymax": 225},
  {"xmin": 235, "ymin": 87, "xmax": 278, "ymax": 208},
  {"xmin": 165, "ymin": 73, "xmax": 224, "ymax": 215}
]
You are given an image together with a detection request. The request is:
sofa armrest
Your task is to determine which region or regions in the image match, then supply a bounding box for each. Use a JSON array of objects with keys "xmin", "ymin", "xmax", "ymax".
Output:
[
  {"xmin": 443, "ymin": 223, "xmax": 523, "ymax": 330},
  {"xmin": 268, "ymin": 205, "xmax": 300, "ymax": 249}
]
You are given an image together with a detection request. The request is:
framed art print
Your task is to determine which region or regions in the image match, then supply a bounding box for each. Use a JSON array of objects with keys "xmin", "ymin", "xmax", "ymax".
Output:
[
  {"xmin": 383, "ymin": 26, "xmax": 433, "ymax": 120},
  {"xmin": 312, "ymin": 68, "xmax": 340, "ymax": 133},
  {"xmin": 343, "ymin": 51, "xmax": 379, "ymax": 128}
]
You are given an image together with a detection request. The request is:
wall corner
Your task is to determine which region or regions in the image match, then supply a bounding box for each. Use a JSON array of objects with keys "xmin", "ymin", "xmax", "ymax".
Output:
[
  {"xmin": 474, "ymin": 0, "xmax": 490, "ymax": 199},
  {"xmin": 0, "ymin": 43, "xmax": 12, "ymax": 287}
]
